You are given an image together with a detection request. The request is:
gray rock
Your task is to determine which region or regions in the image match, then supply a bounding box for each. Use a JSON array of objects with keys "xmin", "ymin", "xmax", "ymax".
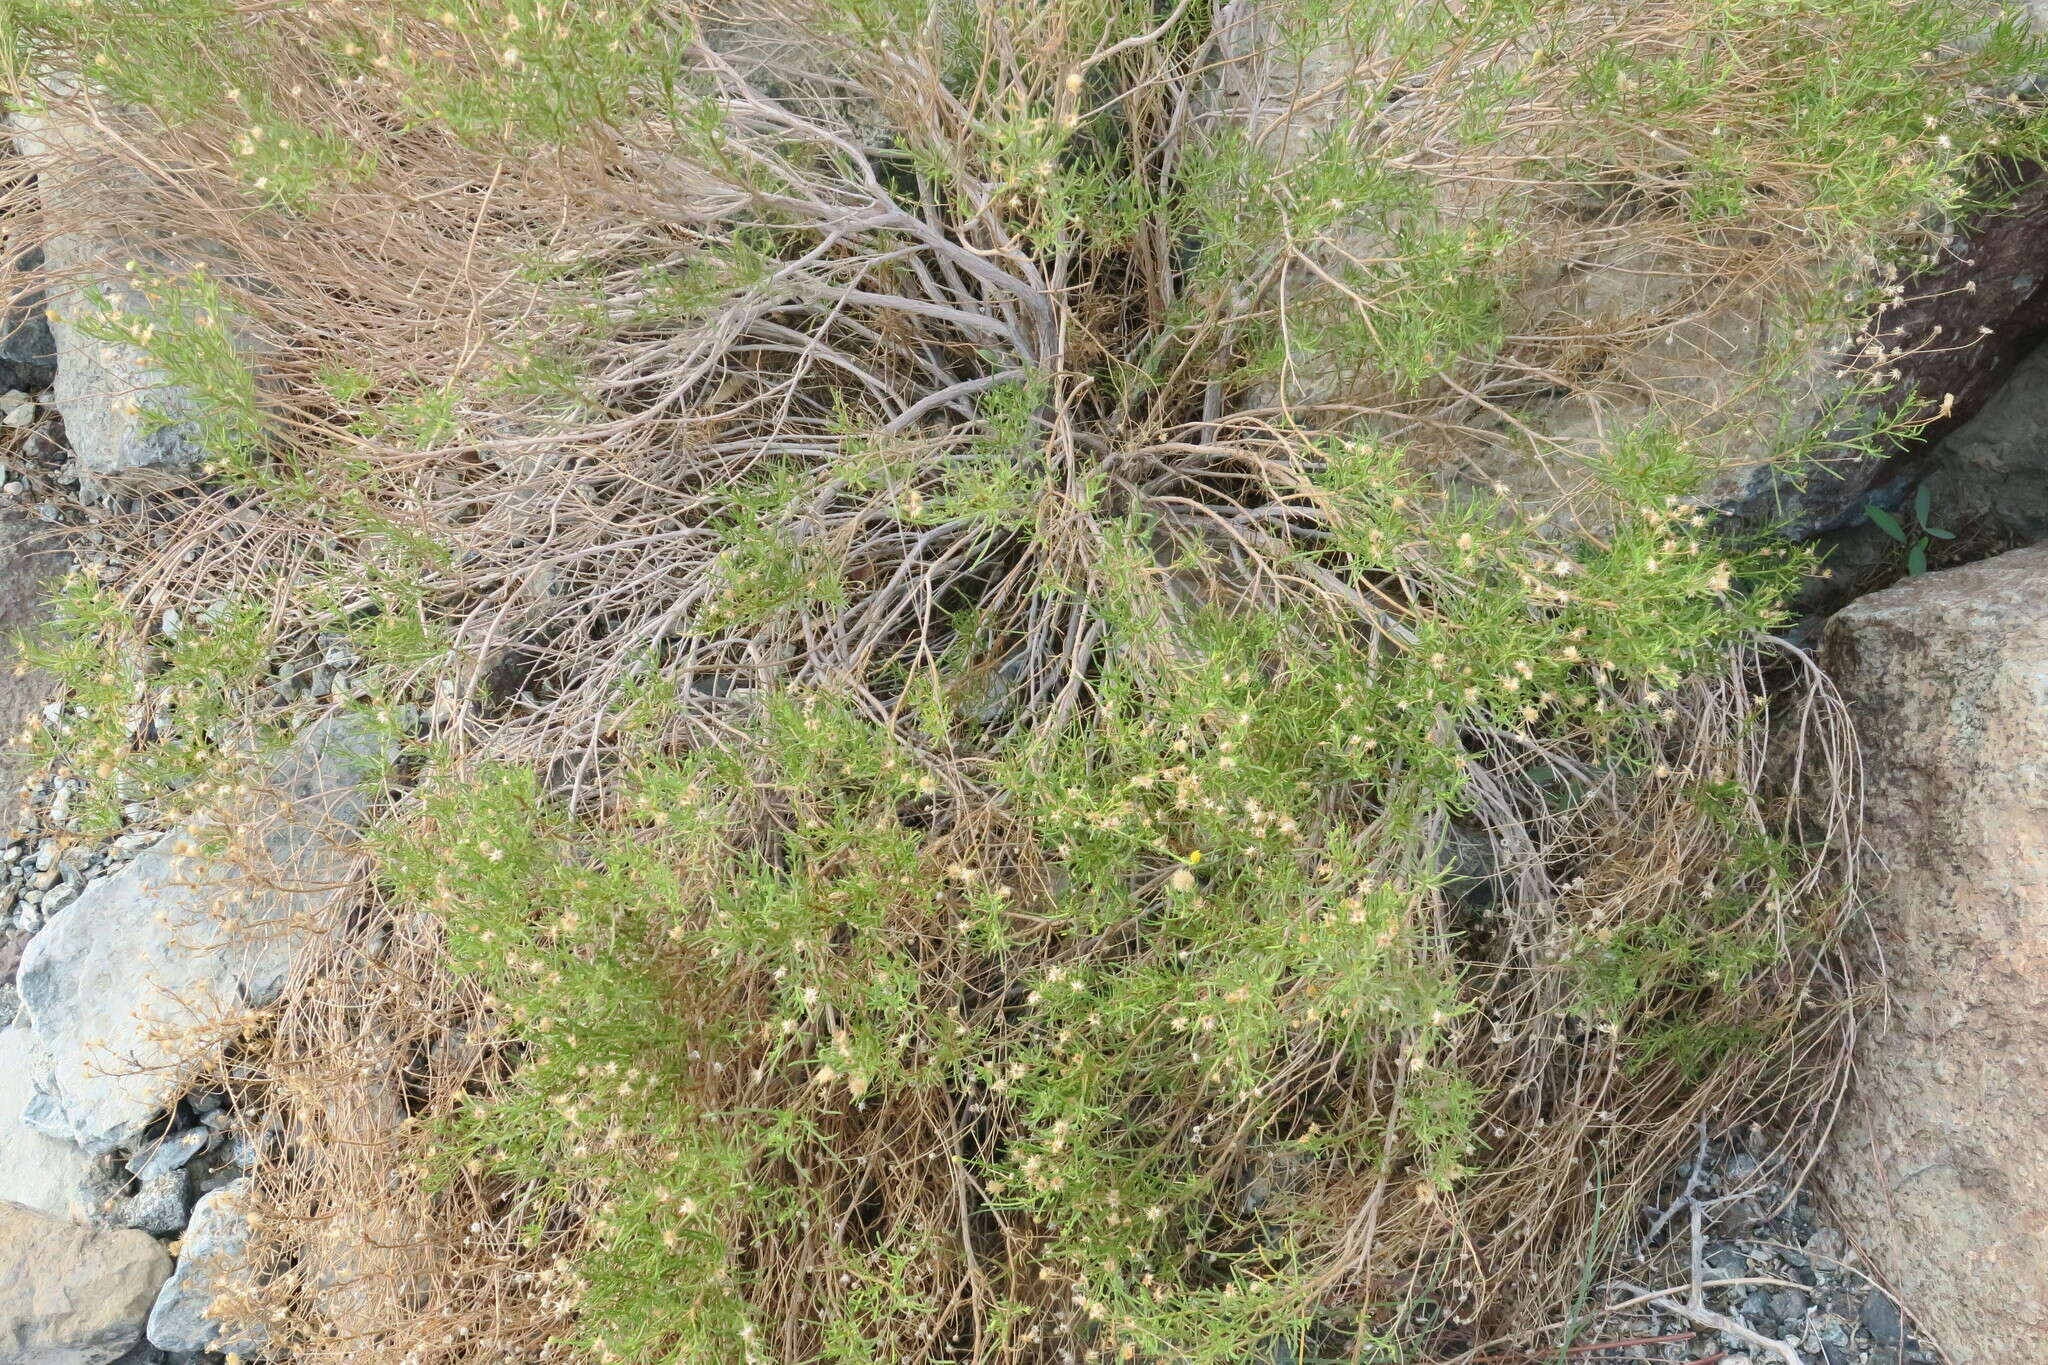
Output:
[
  {"xmin": 1706, "ymin": 1244, "xmax": 1749, "ymax": 1280},
  {"xmin": 108, "ymin": 832, "xmax": 162, "ymax": 859},
  {"xmin": 144, "ymin": 1181, "xmax": 264, "ymax": 1357},
  {"xmin": 1817, "ymin": 1286, "xmax": 1859, "ymax": 1321},
  {"xmin": 71, "ymin": 1155, "xmax": 193, "ymax": 1236},
  {"xmin": 86, "ymin": 1164, "xmax": 193, "ymax": 1237},
  {"xmin": 0, "ymin": 921, "xmax": 23, "ymax": 963},
  {"xmin": 21, "ymin": 1086, "xmax": 77, "ymax": 1142},
  {"xmin": 192, "ymin": 1165, "xmax": 241, "ymax": 1199},
  {"xmin": 225, "ymin": 1130, "xmax": 255, "ymax": 1172},
  {"xmin": 121, "ymin": 1172, "xmax": 193, "ymax": 1236},
  {"xmin": 0, "ymin": 1199, "xmax": 171, "ymax": 1365},
  {"xmin": 47, "ymin": 282, "xmax": 209, "ymax": 479},
  {"xmin": 1769, "ymin": 1289, "xmax": 1809, "ymax": 1323},
  {"xmin": 1907, "ymin": 339, "xmax": 2048, "ymax": 550},
  {"xmin": 125, "ymin": 1127, "xmax": 210, "ymax": 1182},
  {"xmin": 8, "ymin": 91, "xmax": 240, "ymax": 481},
  {"xmin": 0, "ymin": 248, "xmax": 55, "ymax": 394},
  {"xmin": 1862, "ymin": 1292, "xmax": 1910, "ymax": 1350},
  {"xmin": 17, "ymin": 716, "xmax": 388, "ymax": 1154},
  {"xmin": 0, "ymin": 1020, "xmax": 96, "ymax": 1219}
]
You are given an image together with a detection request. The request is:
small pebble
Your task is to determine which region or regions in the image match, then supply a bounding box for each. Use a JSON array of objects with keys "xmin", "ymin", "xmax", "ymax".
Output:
[
  {"xmin": 1769, "ymin": 1287, "xmax": 1809, "ymax": 1321},
  {"xmin": 126, "ymin": 1125, "xmax": 214, "ymax": 1181},
  {"xmin": 1862, "ymin": 1291, "xmax": 1911, "ymax": 1348},
  {"xmin": 112, "ymin": 830, "xmax": 164, "ymax": 857}
]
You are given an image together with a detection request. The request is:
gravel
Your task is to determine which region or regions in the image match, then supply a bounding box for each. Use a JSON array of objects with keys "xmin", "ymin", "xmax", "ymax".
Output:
[{"xmin": 1573, "ymin": 1131, "xmax": 1940, "ymax": 1365}]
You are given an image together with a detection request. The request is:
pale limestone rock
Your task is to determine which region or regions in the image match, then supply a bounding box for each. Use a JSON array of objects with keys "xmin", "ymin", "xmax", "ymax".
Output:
[
  {"xmin": 0, "ymin": 1200, "xmax": 169, "ymax": 1365},
  {"xmin": 17, "ymin": 716, "xmax": 387, "ymax": 1155},
  {"xmin": 143, "ymin": 1181, "xmax": 261, "ymax": 1357},
  {"xmin": 0, "ymin": 1021, "xmax": 94, "ymax": 1220},
  {"xmin": 8, "ymin": 87, "xmax": 208, "ymax": 480}
]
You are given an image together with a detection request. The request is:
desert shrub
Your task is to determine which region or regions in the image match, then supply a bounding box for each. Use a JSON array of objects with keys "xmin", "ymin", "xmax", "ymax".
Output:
[
  {"xmin": 1, "ymin": 0, "xmax": 2034, "ymax": 1359},
  {"xmin": 357, "ymin": 443, "xmax": 1857, "ymax": 1363}
]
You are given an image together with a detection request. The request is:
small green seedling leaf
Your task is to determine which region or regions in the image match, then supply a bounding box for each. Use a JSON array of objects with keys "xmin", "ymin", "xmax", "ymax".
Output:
[
  {"xmin": 1926, "ymin": 527, "xmax": 1956, "ymax": 540},
  {"xmin": 1865, "ymin": 505, "xmax": 1908, "ymax": 543},
  {"xmin": 1908, "ymin": 540, "xmax": 1929, "ymax": 576},
  {"xmin": 1914, "ymin": 483, "xmax": 1932, "ymax": 527}
]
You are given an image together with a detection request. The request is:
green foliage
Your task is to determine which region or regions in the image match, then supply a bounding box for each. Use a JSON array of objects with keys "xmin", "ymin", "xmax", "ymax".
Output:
[
  {"xmin": 2, "ymin": 0, "xmax": 698, "ymax": 193},
  {"xmin": 14, "ymin": 576, "xmax": 286, "ymax": 833},
  {"xmin": 368, "ymin": 1, "xmax": 694, "ymax": 149},
  {"xmin": 73, "ymin": 267, "xmax": 267, "ymax": 479},
  {"xmin": 1864, "ymin": 482, "xmax": 1956, "ymax": 576},
  {"xmin": 8, "ymin": 0, "xmax": 2032, "ymax": 1358},
  {"xmin": 697, "ymin": 467, "xmax": 855, "ymax": 633},
  {"xmin": 377, "ymin": 439, "xmax": 1814, "ymax": 1361}
]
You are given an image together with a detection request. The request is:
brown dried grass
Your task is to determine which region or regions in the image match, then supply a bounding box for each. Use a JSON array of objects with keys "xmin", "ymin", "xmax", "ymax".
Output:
[{"xmin": 0, "ymin": 1, "xmax": 1925, "ymax": 1358}]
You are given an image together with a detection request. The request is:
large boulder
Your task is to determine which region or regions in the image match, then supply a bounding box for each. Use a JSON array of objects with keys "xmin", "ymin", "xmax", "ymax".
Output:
[
  {"xmin": 0, "ymin": 1200, "xmax": 170, "ymax": 1365},
  {"xmin": 0, "ymin": 1021, "xmax": 95, "ymax": 1219},
  {"xmin": 9, "ymin": 93, "xmax": 204, "ymax": 480},
  {"xmin": 17, "ymin": 715, "xmax": 387, "ymax": 1155},
  {"xmin": 7, "ymin": 82, "xmax": 268, "ymax": 482},
  {"xmin": 1820, "ymin": 543, "xmax": 2048, "ymax": 1363},
  {"xmin": 143, "ymin": 1180, "xmax": 262, "ymax": 1357}
]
